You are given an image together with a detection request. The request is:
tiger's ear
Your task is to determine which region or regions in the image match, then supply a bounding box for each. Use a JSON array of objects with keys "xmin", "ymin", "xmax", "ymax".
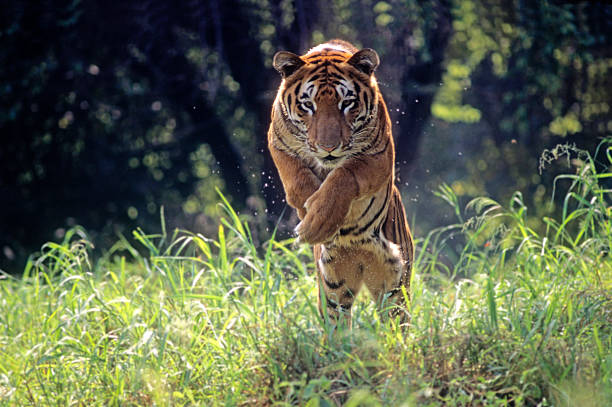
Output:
[
  {"xmin": 347, "ymin": 48, "xmax": 380, "ymax": 75},
  {"xmin": 273, "ymin": 51, "xmax": 305, "ymax": 78}
]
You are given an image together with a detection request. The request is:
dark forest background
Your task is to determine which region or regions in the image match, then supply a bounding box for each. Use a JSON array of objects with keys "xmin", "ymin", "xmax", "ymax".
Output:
[{"xmin": 1, "ymin": 0, "xmax": 610, "ymax": 272}]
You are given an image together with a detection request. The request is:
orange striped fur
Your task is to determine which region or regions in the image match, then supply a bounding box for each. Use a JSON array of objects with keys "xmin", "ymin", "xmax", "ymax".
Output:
[{"xmin": 268, "ymin": 40, "xmax": 414, "ymax": 326}]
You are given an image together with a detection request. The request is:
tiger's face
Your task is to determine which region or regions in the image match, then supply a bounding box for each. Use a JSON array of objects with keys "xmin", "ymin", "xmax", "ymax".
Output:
[{"xmin": 273, "ymin": 45, "xmax": 380, "ymax": 168}]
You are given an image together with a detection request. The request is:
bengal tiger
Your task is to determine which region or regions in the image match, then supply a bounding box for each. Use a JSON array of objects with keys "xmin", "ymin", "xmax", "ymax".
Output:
[{"xmin": 267, "ymin": 39, "xmax": 414, "ymax": 327}]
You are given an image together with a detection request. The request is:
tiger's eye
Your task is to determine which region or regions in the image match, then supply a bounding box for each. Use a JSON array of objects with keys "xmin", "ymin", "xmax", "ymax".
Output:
[{"xmin": 304, "ymin": 101, "xmax": 314, "ymax": 109}]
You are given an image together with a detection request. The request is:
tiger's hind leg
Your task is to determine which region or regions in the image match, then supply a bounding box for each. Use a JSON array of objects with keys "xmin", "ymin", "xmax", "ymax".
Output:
[
  {"xmin": 367, "ymin": 186, "xmax": 414, "ymax": 324},
  {"xmin": 362, "ymin": 252, "xmax": 410, "ymax": 324},
  {"xmin": 314, "ymin": 245, "xmax": 364, "ymax": 328}
]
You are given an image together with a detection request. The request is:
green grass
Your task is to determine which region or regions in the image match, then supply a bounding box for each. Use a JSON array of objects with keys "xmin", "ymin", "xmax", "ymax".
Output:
[{"xmin": 1, "ymin": 141, "xmax": 612, "ymax": 406}]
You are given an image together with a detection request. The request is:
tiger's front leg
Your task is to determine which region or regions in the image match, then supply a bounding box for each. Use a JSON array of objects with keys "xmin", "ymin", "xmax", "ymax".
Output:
[
  {"xmin": 296, "ymin": 150, "xmax": 391, "ymax": 244},
  {"xmin": 296, "ymin": 169, "xmax": 357, "ymax": 244},
  {"xmin": 363, "ymin": 247, "xmax": 411, "ymax": 325},
  {"xmin": 268, "ymin": 145, "xmax": 321, "ymax": 219}
]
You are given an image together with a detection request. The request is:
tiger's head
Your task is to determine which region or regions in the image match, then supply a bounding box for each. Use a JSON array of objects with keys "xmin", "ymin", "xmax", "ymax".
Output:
[{"xmin": 273, "ymin": 41, "xmax": 381, "ymax": 167}]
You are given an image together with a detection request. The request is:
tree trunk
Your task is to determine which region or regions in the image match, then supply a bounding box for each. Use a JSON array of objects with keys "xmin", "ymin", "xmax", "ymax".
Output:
[{"xmin": 395, "ymin": 0, "xmax": 452, "ymax": 184}]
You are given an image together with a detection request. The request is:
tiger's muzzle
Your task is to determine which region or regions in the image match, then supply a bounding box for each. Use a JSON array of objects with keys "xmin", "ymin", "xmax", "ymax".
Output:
[{"xmin": 308, "ymin": 95, "xmax": 351, "ymax": 158}]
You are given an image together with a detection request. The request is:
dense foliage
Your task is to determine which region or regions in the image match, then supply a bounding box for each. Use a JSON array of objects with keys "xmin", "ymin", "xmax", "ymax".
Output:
[
  {"xmin": 1, "ymin": 141, "xmax": 611, "ymax": 405},
  {"xmin": 1, "ymin": 0, "xmax": 610, "ymax": 271}
]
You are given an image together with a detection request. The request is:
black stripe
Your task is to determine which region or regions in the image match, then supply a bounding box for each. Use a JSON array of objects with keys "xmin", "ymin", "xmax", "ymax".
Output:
[
  {"xmin": 306, "ymin": 56, "xmax": 343, "ymax": 64},
  {"xmin": 362, "ymin": 125, "xmax": 383, "ymax": 151},
  {"xmin": 360, "ymin": 196, "xmax": 376, "ymax": 217},
  {"xmin": 326, "ymin": 297, "xmax": 338, "ymax": 309},
  {"xmin": 273, "ymin": 127, "xmax": 299, "ymax": 156},
  {"xmin": 354, "ymin": 186, "xmax": 390, "ymax": 235},
  {"xmin": 312, "ymin": 64, "xmax": 327, "ymax": 73},
  {"xmin": 326, "ymin": 297, "xmax": 353, "ymax": 311},
  {"xmin": 368, "ymin": 140, "xmax": 390, "ymax": 157},
  {"xmin": 385, "ymin": 257, "xmax": 399, "ymax": 265},
  {"xmin": 357, "ymin": 237, "xmax": 373, "ymax": 245},
  {"xmin": 339, "ymin": 196, "xmax": 375, "ymax": 236},
  {"xmin": 326, "ymin": 297, "xmax": 352, "ymax": 310},
  {"xmin": 386, "ymin": 287, "xmax": 401, "ymax": 297},
  {"xmin": 339, "ymin": 225, "xmax": 357, "ymax": 236},
  {"xmin": 361, "ymin": 91, "xmax": 370, "ymax": 114},
  {"xmin": 326, "ymin": 58, "xmax": 345, "ymax": 63},
  {"xmin": 323, "ymin": 277, "xmax": 345, "ymax": 290},
  {"xmin": 321, "ymin": 255, "xmax": 334, "ymax": 264}
]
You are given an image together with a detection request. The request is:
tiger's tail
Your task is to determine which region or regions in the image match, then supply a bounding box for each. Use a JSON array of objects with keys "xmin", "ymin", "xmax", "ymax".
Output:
[{"xmin": 383, "ymin": 185, "xmax": 414, "ymax": 321}]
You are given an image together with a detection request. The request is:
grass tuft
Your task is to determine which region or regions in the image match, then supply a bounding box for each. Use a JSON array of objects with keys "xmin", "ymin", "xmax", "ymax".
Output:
[{"xmin": 1, "ymin": 140, "xmax": 611, "ymax": 406}]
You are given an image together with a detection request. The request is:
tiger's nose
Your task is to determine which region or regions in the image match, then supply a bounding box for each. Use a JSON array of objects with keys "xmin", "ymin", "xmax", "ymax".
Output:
[{"xmin": 318, "ymin": 142, "xmax": 339, "ymax": 152}]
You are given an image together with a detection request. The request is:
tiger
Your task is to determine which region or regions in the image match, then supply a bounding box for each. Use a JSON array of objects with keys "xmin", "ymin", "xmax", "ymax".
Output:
[{"xmin": 267, "ymin": 39, "xmax": 414, "ymax": 327}]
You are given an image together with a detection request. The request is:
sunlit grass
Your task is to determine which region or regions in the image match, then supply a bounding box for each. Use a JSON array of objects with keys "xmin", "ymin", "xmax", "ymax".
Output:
[{"xmin": 1, "ymin": 141, "xmax": 611, "ymax": 406}]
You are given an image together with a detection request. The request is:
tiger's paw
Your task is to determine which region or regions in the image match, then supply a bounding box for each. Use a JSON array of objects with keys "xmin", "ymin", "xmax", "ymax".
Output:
[{"xmin": 295, "ymin": 191, "xmax": 350, "ymax": 244}]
